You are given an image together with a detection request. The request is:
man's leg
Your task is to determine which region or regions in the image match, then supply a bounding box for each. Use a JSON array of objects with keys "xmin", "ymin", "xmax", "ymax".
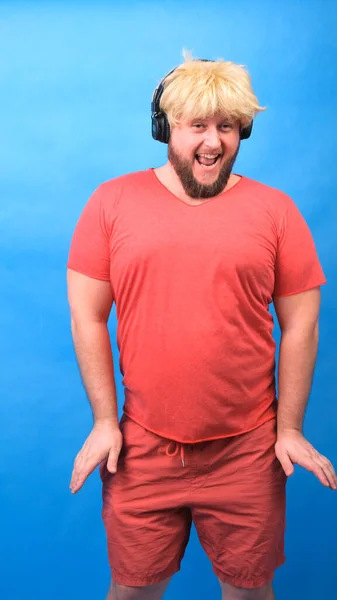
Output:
[
  {"xmin": 101, "ymin": 416, "xmax": 191, "ymax": 597},
  {"xmin": 106, "ymin": 577, "xmax": 171, "ymax": 600},
  {"xmin": 191, "ymin": 419, "xmax": 286, "ymax": 599},
  {"xmin": 218, "ymin": 580, "xmax": 275, "ymax": 600}
]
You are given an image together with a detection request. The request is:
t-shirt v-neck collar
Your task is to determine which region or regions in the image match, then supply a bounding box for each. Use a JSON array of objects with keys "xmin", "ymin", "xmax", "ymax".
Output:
[{"xmin": 148, "ymin": 167, "xmax": 246, "ymax": 208}]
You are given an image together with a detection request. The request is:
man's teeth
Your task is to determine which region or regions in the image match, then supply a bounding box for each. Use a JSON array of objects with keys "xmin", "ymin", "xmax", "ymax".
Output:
[{"xmin": 198, "ymin": 154, "xmax": 219, "ymax": 158}]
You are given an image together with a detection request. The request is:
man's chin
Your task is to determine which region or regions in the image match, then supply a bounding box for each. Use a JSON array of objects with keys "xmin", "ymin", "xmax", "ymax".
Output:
[
  {"xmin": 192, "ymin": 172, "xmax": 221, "ymax": 188},
  {"xmin": 190, "ymin": 168, "xmax": 230, "ymax": 196},
  {"xmin": 183, "ymin": 179, "xmax": 228, "ymax": 199}
]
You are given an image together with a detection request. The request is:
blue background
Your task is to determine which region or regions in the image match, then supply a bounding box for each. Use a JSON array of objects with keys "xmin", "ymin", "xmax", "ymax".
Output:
[{"xmin": 1, "ymin": 1, "xmax": 336, "ymax": 598}]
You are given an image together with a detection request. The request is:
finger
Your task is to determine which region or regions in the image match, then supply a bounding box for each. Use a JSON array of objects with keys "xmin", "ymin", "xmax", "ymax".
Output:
[
  {"xmin": 276, "ymin": 450, "xmax": 294, "ymax": 477},
  {"xmin": 70, "ymin": 456, "xmax": 96, "ymax": 494},
  {"xmin": 308, "ymin": 461, "xmax": 330, "ymax": 488},
  {"xmin": 69, "ymin": 446, "xmax": 88, "ymax": 492},
  {"xmin": 314, "ymin": 455, "xmax": 332, "ymax": 487},
  {"xmin": 107, "ymin": 447, "xmax": 120, "ymax": 473},
  {"xmin": 70, "ymin": 463, "xmax": 85, "ymax": 494},
  {"xmin": 69, "ymin": 455, "xmax": 81, "ymax": 492},
  {"xmin": 318, "ymin": 457, "xmax": 337, "ymax": 490},
  {"xmin": 70, "ymin": 466, "xmax": 90, "ymax": 494},
  {"xmin": 331, "ymin": 465, "xmax": 337, "ymax": 490}
]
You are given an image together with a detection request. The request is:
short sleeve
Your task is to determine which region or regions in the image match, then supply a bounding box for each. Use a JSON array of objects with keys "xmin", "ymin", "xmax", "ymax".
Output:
[
  {"xmin": 273, "ymin": 200, "xmax": 326, "ymax": 297},
  {"xmin": 67, "ymin": 185, "xmax": 111, "ymax": 281}
]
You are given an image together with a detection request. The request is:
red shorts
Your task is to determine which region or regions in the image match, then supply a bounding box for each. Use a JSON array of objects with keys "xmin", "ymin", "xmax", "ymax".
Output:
[{"xmin": 100, "ymin": 414, "xmax": 287, "ymax": 589}]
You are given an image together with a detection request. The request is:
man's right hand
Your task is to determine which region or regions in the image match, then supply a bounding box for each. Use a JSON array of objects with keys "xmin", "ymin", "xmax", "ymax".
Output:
[{"xmin": 70, "ymin": 420, "xmax": 123, "ymax": 494}]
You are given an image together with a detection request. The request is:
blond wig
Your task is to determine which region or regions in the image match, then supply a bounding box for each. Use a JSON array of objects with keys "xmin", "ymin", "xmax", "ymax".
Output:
[{"xmin": 160, "ymin": 51, "xmax": 265, "ymax": 128}]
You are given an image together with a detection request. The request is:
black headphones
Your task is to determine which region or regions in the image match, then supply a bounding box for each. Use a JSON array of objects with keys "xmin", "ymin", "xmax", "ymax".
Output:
[{"xmin": 151, "ymin": 59, "xmax": 253, "ymax": 144}]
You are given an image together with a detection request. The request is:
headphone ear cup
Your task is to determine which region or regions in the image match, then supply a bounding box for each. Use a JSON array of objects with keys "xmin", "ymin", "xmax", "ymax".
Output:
[
  {"xmin": 153, "ymin": 113, "xmax": 170, "ymax": 144},
  {"xmin": 240, "ymin": 121, "xmax": 253, "ymax": 140},
  {"xmin": 151, "ymin": 115, "xmax": 160, "ymax": 141},
  {"xmin": 162, "ymin": 115, "xmax": 170, "ymax": 144}
]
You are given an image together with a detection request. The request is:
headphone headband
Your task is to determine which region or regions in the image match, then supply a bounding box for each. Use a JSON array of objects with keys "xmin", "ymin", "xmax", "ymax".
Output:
[
  {"xmin": 151, "ymin": 66, "xmax": 176, "ymax": 118},
  {"xmin": 151, "ymin": 59, "xmax": 253, "ymax": 143}
]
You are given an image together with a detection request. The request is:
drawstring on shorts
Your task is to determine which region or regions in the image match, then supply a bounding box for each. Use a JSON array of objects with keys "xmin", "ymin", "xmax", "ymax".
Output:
[
  {"xmin": 164, "ymin": 440, "xmax": 206, "ymax": 467},
  {"xmin": 165, "ymin": 441, "xmax": 186, "ymax": 467}
]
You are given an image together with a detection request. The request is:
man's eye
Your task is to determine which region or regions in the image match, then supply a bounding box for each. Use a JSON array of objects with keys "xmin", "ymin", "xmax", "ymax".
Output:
[
  {"xmin": 221, "ymin": 124, "xmax": 232, "ymax": 130},
  {"xmin": 193, "ymin": 123, "xmax": 204, "ymax": 129}
]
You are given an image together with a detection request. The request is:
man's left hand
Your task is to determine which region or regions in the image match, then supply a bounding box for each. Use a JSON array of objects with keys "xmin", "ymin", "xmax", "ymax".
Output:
[{"xmin": 275, "ymin": 430, "xmax": 337, "ymax": 490}]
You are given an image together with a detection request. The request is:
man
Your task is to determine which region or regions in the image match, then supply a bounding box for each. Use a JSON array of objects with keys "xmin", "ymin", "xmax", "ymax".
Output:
[{"xmin": 67, "ymin": 55, "xmax": 337, "ymax": 600}]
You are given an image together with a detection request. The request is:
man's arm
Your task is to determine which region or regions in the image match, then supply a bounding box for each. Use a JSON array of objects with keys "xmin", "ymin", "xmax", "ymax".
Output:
[
  {"xmin": 274, "ymin": 287, "xmax": 320, "ymax": 434},
  {"xmin": 273, "ymin": 287, "xmax": 337, "ymax": 489},
  {"xmin": 67, "ymin": 269, "xmax": 122, "ymax": 494},
  {"xmin": 67, "ymin": 268, "xmax": 118, "ymax": 425}
]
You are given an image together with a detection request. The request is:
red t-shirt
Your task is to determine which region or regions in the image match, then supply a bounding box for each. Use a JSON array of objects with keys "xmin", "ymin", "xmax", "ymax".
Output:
[{"xmin": 67, "ymin": 169, "xmax": 326, "ymax": 443}]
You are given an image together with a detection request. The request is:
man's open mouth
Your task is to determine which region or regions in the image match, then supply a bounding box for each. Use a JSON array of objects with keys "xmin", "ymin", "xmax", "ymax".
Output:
[{"xmin": 195, "ymin": 153, "xmax": 221, "ymax": 167}]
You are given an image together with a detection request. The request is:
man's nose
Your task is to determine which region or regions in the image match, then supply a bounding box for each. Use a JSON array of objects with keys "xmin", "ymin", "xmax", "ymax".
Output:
[{"xmin": 204, "ymin": 127, "xmax": 221, "ymax": 149}]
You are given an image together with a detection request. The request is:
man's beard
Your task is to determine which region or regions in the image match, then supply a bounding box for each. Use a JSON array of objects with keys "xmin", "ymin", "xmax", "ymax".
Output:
[{"xmin": 168, "ymin": 142, "xmax": 240, "ymax": 199}]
